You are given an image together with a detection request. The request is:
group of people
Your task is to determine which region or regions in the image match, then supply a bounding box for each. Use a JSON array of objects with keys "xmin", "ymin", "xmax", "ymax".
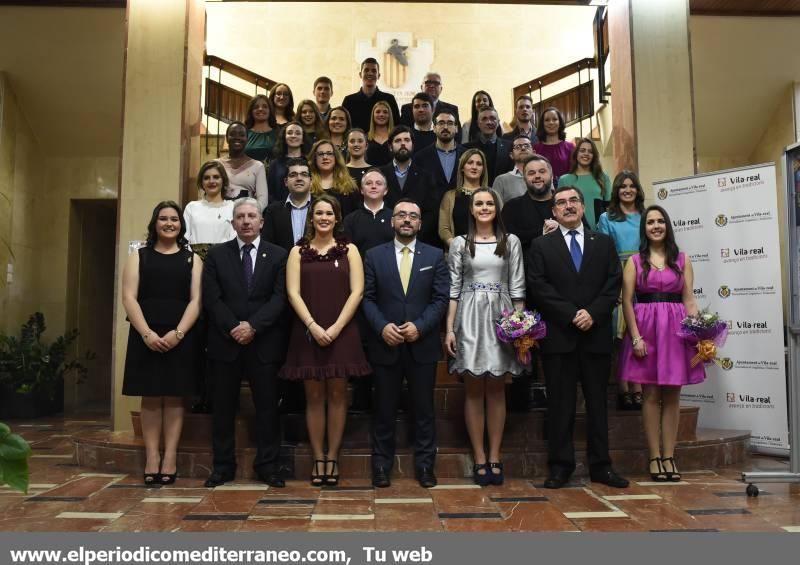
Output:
[{"xmin": 121, "ymin": 59, "xmax": 706, "ymax": 490}]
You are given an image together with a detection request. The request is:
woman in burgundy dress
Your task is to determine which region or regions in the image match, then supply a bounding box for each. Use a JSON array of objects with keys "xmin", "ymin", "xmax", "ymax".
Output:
[{"xmin": 280, "ymin": 194, "xmax": 371, "ymax": 486}]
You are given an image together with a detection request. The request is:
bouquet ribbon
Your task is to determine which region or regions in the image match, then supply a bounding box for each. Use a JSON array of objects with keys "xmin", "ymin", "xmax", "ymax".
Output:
[
  {"xmin": 513, "ymin": 336, "xmax": 538, "ymax": 365},
  {"xmin": 691, "ymin": 339, "xmax": 720, "ymax": 368}
]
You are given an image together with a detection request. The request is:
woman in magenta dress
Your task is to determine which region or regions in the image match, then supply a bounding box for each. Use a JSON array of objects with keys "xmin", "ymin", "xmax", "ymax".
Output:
[
  {"xmin": 619, "ymin": 205, "xmax": 703, "ymax": 482},
  {"xmin": 533, "ymin": 107, "xmax": 575, "ymax": 184},
  {"xmin": 280, "ymin": 194, "xmax": 371, "ymax": 486}
]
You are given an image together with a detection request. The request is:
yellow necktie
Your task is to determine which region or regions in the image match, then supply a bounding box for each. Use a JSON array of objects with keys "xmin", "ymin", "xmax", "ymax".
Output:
[{"xmin": 400, "ymin": 246, "xmax": 412, "ymax": 294}]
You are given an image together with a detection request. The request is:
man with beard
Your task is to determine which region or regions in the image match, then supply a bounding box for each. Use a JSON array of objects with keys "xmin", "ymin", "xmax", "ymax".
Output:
[
  {"xmin": 502, "ymin": 154, "xmax": 559, "ymax": 257},
  {"xmin": 362, "ymin": 199, "xmax": 449, "ymax": 488},
  {"xmin": 378, "ymin": 126, "xmax": 437, "ymax": 243},
  {"xmin": 414, "ymin": 109, "xmax": 465, "ymax": 204},
  {"xmin": 502, "ymin": 95, "xmax": 538, "ymax": 144},
  {"xmin": 492, "ymin": 135, "xmax": 535, "ymax": 206}
]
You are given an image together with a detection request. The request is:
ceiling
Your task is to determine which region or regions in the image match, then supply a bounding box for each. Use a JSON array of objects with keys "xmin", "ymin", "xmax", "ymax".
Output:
[
  {"xmin": 0, "ymin": 6, "xmax": 125, "ymax": 156},
  {"xmin": 690, "ymin": 15, "xmax": 800, "ymax": 158}
]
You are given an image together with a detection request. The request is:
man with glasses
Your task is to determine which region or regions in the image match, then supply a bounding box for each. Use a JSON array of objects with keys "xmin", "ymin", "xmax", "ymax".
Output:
[
  {"xmin": 362, "ymin": 199, "xmax": 449, "ymax": 488},
  {"xmin": 492, "ymin": 134, "xmax": 536, "ymax": 206},
  {"xmin": 502, "ymin": 95, "xmax": 538, "ymax": 144},
  {"xmin": 342, "ymin": 57, "xmax": 401, "ymax": 131},
  {"xmin": 526, "ymin": 185, "xmax": 628, "ymax": 490},
  {"xmin": 414, "ymin": 108, "xmax": 465, "ymax": 203},
  {"xmin": 400, "ymin": 72, "xmax": 460, "ymax": 128},
  {"xmin": 465, "ymin": 106, "xmax": 513, "ymax": 185}
]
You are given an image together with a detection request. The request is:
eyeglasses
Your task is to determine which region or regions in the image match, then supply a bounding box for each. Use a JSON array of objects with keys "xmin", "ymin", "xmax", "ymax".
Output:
[
  {"xmin": 393, "ymin": 212, "xmax": 421, "ymax": 221},
  {"xmin": 287, "ymin": 171, "xmax": 310, "ymax": 178},
  {"xmin": 424, "ymin": 80, "xmax": 441, "ymax": 86},
  {"xmin": 316, "ymin": 151, "xmax": 335, "ymax": 158},
  {"xmin": 554, "ymin": 197, "xmax": 582, "ymax": 208},
  {"xmin": 512, "ymin": 143, "xmax": 532, "ymax": 150},
  {"xmin": 435, "ymin": 120, "xmax": 456, "ymax": 127}
]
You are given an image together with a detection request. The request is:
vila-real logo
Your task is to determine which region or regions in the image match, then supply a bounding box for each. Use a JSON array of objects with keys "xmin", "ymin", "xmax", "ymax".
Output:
[
  {"xmin": 718, "ymin": 285, "xmax": 731, "ymax": 299},
  {"xmin": 657, "ymin": 188, "xmax": 668, "ymax": 200},
  {"xmin": 715, "ymin": 214, "xmax": 728, "ymax": 227},
  {"xmin": 720, "ymin": 358, "xmax": 734, "ymax": 371},
  {"xmin": 718, "ymin": 178, "xmax": 727, "ymax": 188}
]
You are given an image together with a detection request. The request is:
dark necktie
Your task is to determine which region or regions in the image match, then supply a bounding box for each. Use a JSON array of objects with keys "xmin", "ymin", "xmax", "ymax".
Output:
[
  {"xmin": 568, "ymin": 230, "xmax": 582, "ymax": 271},
  {"xmin": 242, "ymin": 243, "xmax": 254, "ymax": 291}
]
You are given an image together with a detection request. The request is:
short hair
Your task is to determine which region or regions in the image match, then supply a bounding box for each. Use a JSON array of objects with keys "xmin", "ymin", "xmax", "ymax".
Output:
[
  {"xmin": 412, "ymin": 92, "xmax": 433, "ymax": 105},
  {"xmin": 423, "ymin": 71, "xmax": 442, "ymax": 82},
  {"xmin": 552, "ymin": 184, "xmax": 585, "ymax": 205},
  {"xmin": 285, "ymin": 157, "xmax": 309, "ymax": 170},
  {"xmin": 515, "ymin": 94, "xmax": 533, "ymax": 106},
  {"xmin": 146, "ymin": 201, "xmax": 186, "ymax": 247},
  {"xmin": 512, "ymin": 133, "xmax": 532, "ymax": 144},
  {"xmin": 478, "ymin": 106, "xmax": 499, "ymax": 118},
  {"xmin": 388, "ymin": 125, "xmax": 413, "ymax": 144},
  {"xmin": 225, "ymin": 121, "xmax": 247, "ymax": 137},
  {"xmin": 522, "ymin": 153, "xmax": 552, "ymax": 172},
  {"xmin": 433, "ymin": 107, "xmax": 457, "ymax": 122},
  {"xmin": 361, "ymin": 57, "xmax": 379, "ymax": 71},
  {"xmin": 313, "ymin": 76, "xmax": 332, "ymax": 89},
  {"xmin": 233, "ymin": 197, "xmax": 263, "ymax": 218},
  {"xmin": 394, "ymin": 197, "xmax": 421, "ymax": 212},
  {"xmin": 360, "ymin": 167, "xmax": 388, "ymax": 188},
  {"xmin": 196, "ymin": 161, "xmax": 229, "ymax": 192}
]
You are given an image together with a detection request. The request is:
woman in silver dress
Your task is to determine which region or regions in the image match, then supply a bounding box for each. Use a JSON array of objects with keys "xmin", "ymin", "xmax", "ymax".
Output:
[{"xmin": 445, "ymin": 188, "xmax": 526, "ymax": 486}]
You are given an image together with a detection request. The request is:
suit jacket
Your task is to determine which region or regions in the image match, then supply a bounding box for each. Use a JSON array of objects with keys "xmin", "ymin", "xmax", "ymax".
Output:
[
  {"xmin": 378, "ymin": 161, "xmax": 438, "ymax": 243},
  {"xmin": 362, "ymin": 241, "xmax": 449, "ymax": 365},
  {"xmin": 525, "ymin": 228, "xmax": 621, "ymax": 355},
  {"xmin": 413, "ymin": 143, "xmax": 466, "ymax": 203},
  {"xmin": 203, "ymin": 238, "xmax": 288, "ymax": 363},
  {"xmin": 465, "ymin": 137, "xmax": 514, "ymax": 185},
  {"xmin": 262, "ymin": 200, "xmax": 307, "ymax": 252},
  {"xmin": 400, "ymin": 99, "xmax": 460, "ymax": 128}
]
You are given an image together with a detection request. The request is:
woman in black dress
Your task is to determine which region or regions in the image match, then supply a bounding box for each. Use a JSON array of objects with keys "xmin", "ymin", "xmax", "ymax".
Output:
[{"xmin": 122, "ymin": 201, "xmax": 203, "ymax": 486}]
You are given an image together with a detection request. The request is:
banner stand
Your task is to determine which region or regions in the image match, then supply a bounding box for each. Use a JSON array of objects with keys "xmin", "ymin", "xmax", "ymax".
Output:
[{"xmin": 742, "ymin": 143, "xmax": 800, "ymax": 495}]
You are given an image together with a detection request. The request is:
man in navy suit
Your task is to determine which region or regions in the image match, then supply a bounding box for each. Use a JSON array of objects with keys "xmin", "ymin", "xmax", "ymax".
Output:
[
  {"xmin": 526, "ymin": 185, "xmax": 628, "ymax": 490},
  {"xmin": 362, "ymin": 198, "xmax": 449, "ymax": 488},
  {"xmin": 202, "ymin": 198, "xmax": 288, "ymax": 488}
]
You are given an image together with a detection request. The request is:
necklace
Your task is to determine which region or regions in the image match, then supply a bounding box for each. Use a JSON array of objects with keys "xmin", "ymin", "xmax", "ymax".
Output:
[{"xmin": 648, "ymin": 259, "xmax": 666, "ymax": 271}]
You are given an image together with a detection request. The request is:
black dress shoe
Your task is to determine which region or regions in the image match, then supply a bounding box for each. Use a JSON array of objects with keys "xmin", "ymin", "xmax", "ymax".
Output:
[
  {"xmin": 256, "ymin": 469, "xmax": 286, "ymax": 488},
  {"xmin": 590, "ymin": 469, "xmax": 629, "ymax": 488},
  {"xmin": 416, "ymin": 467, "xmax": 437, "ymax": 489},
  {"xmin": 372, "ymin": 467, "xmax": 391, "ymax": 488},
  {"xmin": 543, "ymin": 469, "xmax": 571, "ymax": 489},
  {"xmin": 204, "ymin": 471, "xmax": 235, "ymax": 488}
]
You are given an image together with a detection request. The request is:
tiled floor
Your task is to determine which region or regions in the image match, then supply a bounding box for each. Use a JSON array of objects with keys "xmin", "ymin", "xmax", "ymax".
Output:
[{"xmin": 2, "ymin": 417, "xmax": 799, "ymax": 532}]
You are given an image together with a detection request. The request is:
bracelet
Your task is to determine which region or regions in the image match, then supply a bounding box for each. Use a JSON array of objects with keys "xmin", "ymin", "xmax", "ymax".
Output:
[
  {"xmin": 447, "ymin": 330, "xmax": 455, "ymax": 335},
  {"xmin": 632, "ymin": 336, "xmax": 642, "ymax": 346},
  {"xmin": 306, "ymin": 320, "xmax": 315, "ymax": 329}
]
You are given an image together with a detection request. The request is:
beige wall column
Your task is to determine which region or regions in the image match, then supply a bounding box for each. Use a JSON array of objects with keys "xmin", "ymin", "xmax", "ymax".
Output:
[
  {"xmin": 113, "ymin": 0, "xmax": 204, "ymax": 431},
  {"xmin": 610, "ymin": 0, "xmax": 696, "ymax": 197}
]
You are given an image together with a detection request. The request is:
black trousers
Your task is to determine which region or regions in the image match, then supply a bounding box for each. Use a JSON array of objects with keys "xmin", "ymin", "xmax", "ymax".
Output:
[
  {"xmin": 542, "ymin": 351, "xmax": 611, "ymax": 474},
  {"xmin": 210, "ymin": 347, "xmax": 280, "ymax": 475},
  {"xmin": 371, "ymin": 345, "xmax": 436, "ymax": 471}
]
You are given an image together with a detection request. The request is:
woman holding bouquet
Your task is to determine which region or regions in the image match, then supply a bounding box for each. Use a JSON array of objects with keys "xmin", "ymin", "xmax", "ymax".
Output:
[
  {"xmin": 445, "ymin": 188, "xmax": 526, "ymax": 485},
  {"xmin": 619, "ymin": 205, "xmax": 704, "ymax": 482}
]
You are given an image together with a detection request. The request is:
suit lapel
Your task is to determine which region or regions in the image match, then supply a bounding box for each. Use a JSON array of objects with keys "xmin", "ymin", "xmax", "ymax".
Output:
[
  {"xmin": 581, "ymin": 229, "xmax": 598, "ymax": 275},
  {"xmin": 250, "ymin": 240, "xmax": 271, "ymax": 292},
  {"xmin": 549, "ymin": 230, "xmax": 578, "ymax": 275},
  {"xmin": 385, "ymin": 243, "xmax": 404, "ymax": 296},
  {"xmin": 227, "ymin": 239, "xmax": 248, "ymax": 293},
  {"xmin": 405, "ymin": 246, "xmax": 423, "ymax": 296}
]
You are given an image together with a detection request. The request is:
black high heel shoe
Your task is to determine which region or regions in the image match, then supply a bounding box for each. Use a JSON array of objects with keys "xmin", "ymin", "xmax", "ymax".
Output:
[
  {"xmin": 648, "ymin": 457, "xmax": 667, "ymax": 482},
  {"xmin": 143, "ymin": 472, "xmax": 160, "ymax": 487},
  {"xmin": 325, "ymin": 460, "xmax": 339, "ymax": 487},
  {"xmin": 661, "ymin": 457, "xmax": 681, "ymax": 482},
  {"xmin": 160, "ymin": 472, "xmax": 177, "ymax": 485},
  {"xmin": 310, "ymin": 459, "xmax": 326, "ymax": 487},
  {"xmin": 473, "ymin": 463, "xmax": 492, "ymax": 487},
  {"xmin": 488, "ymin": 462, "xmax": 504, "ymax": 486}
]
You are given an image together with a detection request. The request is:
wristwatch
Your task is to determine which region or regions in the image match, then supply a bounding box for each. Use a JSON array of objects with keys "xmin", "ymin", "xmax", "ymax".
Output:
[{"xmin": 175, "ymin": 329, "xmax": 185, "ymax": 341}]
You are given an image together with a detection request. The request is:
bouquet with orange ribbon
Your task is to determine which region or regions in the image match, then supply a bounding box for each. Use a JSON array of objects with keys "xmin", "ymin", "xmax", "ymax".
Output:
[
  {"xmin": 677, "ymin": 308, "xmax": 728, "ymax": 368},
  {"xmin": 495, "ymin": 309, "xmax": 547, "ymax": 365}
]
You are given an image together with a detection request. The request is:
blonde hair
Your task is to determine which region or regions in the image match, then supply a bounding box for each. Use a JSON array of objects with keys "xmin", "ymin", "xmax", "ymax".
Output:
[
  {"xmin": 367, "ymin": 100, "xmax": 395, "ymax": 141},
  {"xmin": 308, "ymin": 140, "xmax": 357, "ymax": 196},
  {"xmin": 456, "ymin": 148, "xmax": 489, "ymax": 189}
]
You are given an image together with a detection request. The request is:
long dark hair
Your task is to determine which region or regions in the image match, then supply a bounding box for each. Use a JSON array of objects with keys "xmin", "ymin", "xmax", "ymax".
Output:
[
  {"xmin": 567, "ymin": 137, "xmax": 608, "ymax": 199},
  {"xmin": 244, "ymin": 94, "xmax": 277, "ymax": 130},
  {"xmin": 638, "ymin": 205, "xmax": 681, "ymax": 284},
  {"xmin": 606, "ymin": 170, "xmax": 645, "ymax": 221},
  {"xmin": 302, "ymin": 193, "xmax": 344, "ymax": 241},
  {"xmin": 272, "ymin": 120, "xmax": 307, "ymax": 159},
  {"xmin": 146, "ymin": 201, "xmax": 187, "ymax": 247},
  {"xmin": 467, "ymin": 90, "xmax": 502, "ymax": 142},
  {"xmin": 269, "ymin": 83, "xmax": 295, "ymax": 121},
  {"xmin": 465, "ymin": 188, "xmax": 508, "ymax": 258},
  {"xmin": 535, "ymin": 106, "xmax": 566, "ymax": 141}
]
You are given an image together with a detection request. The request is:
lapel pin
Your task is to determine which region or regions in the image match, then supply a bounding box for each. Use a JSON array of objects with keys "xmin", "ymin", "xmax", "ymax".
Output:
[
  {"xmin": 262, "ymin": 253, "xmax": 267, "ymax": 258},
  {"xmin": 334, "ymin": 259, "xmax": 339, "ymax": 268}
]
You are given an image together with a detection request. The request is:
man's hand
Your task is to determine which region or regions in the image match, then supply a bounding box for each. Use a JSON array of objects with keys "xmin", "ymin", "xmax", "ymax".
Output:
[
  {"xmin": 230, "ymin": 321, "xmax": 256, "ymax": 344},
  {"xmin": 573, "ymin": 309, "xmax": 594, "ymax": 331},
  {"xmin": 381, "ymin": 323, "xmax": 405, "ymax": 346},
  {"xmin": 398, "ymin": 322, "xmax": 420, "ymax": 343},
  {"xmin": 543, "ymin": 218, "xmax": 559, "ymax": 235}
]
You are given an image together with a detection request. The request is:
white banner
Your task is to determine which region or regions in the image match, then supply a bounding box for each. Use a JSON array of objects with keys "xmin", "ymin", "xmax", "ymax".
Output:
[{"xmin": 653, "ymin": 164, "xmax": 788, "ymax": 452}]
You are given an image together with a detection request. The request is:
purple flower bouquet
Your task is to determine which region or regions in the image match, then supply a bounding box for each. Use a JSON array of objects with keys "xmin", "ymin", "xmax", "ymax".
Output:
[
  {"xmin": 677, "ymin": 308, "xmax": 728, "ymax": 367},
  {"xmin": 495, "ymin": 309, "xmax": 547, "ymax": 365}
]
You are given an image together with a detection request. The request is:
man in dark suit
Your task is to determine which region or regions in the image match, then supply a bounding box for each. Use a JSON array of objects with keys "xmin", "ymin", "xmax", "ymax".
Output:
[
  {"xmin": 527, "ymin": 185, "xmax": 628, "ymax": 490},
  {"xmin": 203, "ymin": 198, "xmax": 288, "ymax": 488},
  {"xmin": 414, "ymin": 108, "xmax": 465, "ymax": 204},
  {"xmin": 378, "ymin": 126, "xmax": 437, "ymax": 243},
  {"xmin": 399, "ymin": 72, "xmax": 460, "ymax": 128},
  {"xmin": 362, "ymin": 199, "xmax": 449, "ymax": 488},
  {"xmin": 465, "ymin": 107, "xmax": 513, "ymax": 185},
  {"xmin": 262, "ymin": 157, "xmax": 311, "ymax": 413}
]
